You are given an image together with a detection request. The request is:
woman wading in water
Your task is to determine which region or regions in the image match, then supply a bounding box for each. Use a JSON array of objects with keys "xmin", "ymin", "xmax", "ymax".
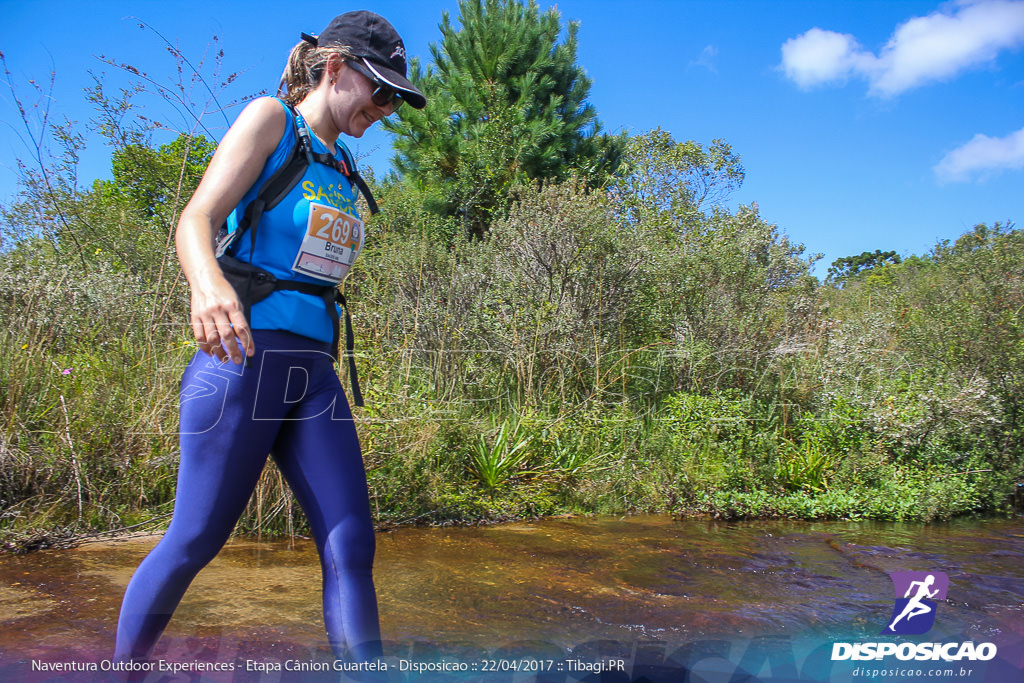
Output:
[{"xmin": 114, "ymin": 10, "xmax": 425, "ymax": 665}]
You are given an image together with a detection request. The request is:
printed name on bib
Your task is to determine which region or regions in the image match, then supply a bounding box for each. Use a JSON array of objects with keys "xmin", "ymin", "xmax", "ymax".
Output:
[{"xmin": 292, "ymin": 201, "xmax": 364, "ymax": 283}]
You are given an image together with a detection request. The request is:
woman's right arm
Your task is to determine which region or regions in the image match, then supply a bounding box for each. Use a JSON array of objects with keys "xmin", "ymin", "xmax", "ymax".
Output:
[{"xmin": 176, "ymin": 97, "xmax": 287, "ymax": 364}]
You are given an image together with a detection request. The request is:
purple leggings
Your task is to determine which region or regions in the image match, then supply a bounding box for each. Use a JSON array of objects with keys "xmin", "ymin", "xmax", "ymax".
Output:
[{"xmin": 115, "ymin": 330, "xmax": 380, "ymax": 661}]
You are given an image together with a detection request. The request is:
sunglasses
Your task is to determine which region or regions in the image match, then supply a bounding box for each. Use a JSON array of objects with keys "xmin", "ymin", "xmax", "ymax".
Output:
[{"xmin": 347, "ymin": 60, "xmax": 405, "ymax": 111}]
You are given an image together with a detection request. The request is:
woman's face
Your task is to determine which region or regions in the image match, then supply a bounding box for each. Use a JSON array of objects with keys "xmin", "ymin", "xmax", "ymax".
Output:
[{"xmin": 332, "ymin": 62, "xmax": 395, "ymax": 138}]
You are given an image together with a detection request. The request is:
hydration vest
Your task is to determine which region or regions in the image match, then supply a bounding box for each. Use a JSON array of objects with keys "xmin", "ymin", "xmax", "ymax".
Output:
[{"xmin": 215, "ymin": 102, "xmax": 377, "ymax": 406}]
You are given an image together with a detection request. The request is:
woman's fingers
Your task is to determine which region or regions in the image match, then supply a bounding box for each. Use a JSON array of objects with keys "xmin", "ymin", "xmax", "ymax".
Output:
[
  {"xmin": 194, "ymin": 315, "xmax": 227, "ymax": 362},
  {"xmin": 191, "ymin": 285, "xmax": 252, "ymax": 364},
  {"xmin": 228, "ymin": 306, "xmax": 255, "ymax": 359},
  {"xmin": 211, "ymin": 313, "xmax": 240, "ymax": 363}
]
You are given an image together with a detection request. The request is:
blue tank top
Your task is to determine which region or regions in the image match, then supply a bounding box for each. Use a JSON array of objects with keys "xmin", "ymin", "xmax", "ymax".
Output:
[{"xmin": 225, "ymin": 99, "xmax": 364, "ymax": 343}]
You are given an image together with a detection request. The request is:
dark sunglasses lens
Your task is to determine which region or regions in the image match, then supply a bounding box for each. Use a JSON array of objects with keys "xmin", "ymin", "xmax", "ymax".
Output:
[
  {"xmin": 372, "ymin": 86, "xmax": 403, "ymax": 109},
  {"xmin": 350, "ymin": 61, "xmax": 404, "ymax": 110}
]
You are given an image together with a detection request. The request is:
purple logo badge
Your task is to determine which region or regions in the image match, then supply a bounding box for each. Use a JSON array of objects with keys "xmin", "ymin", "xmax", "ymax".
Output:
[{"xmin": 882, "ymin": 571, "xmax": 949, "ymax": 635}]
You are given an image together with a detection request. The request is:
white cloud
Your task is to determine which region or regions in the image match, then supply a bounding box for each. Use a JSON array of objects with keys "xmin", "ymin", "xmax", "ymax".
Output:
[
  {"xmin": 934, "ymin": 126, "xmax": 1024, "ymax": 181},
  {"xmin": 689, "ymin": 45, "xmax": 719, "ymax": 72},
  {"xmin": 780, "ymin": 28, "xmax": 875, "ymax": 88},
  {"xmin": 780, "ymin": 0, "xmax": 1024, "ymax": 96}
]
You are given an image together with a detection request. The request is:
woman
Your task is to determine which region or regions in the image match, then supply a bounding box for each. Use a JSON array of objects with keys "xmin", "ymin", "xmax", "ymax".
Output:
[{"xmin": 114, "ymin": 10, "xmax": 425, "ymax": 664}]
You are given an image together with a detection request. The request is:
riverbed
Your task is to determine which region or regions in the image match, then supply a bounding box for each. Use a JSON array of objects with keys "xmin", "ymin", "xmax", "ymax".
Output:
[{"xmin": 1, "ymin": 515, "xmax": 1022, "ymax": 681}]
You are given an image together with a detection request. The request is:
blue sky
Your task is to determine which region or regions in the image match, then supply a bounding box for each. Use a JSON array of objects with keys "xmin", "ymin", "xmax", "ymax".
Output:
[{"xmin": 1, "ymin": 0, "xmax": 1022, "ymax": 276}]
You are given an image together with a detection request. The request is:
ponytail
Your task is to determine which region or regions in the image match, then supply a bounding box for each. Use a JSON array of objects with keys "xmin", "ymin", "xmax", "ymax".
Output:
[{"xmin": 277, "ymin": 41, "xmax": 355, "ymax": 106}]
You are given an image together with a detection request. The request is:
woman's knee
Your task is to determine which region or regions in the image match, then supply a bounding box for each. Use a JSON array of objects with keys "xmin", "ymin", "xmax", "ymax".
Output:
[
  {"xmin": 158, "ymin": 524, "xmax": 231, "ymax": 573},
  {"xmin": 323, "ymin": 518, "xmax": 376, "ymax": 572}
]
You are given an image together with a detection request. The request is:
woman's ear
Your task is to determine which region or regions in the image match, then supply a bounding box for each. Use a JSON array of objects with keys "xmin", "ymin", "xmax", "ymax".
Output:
[{"xmin": 325, "ymin": 54, "xmax": 347, "ymax": 85}]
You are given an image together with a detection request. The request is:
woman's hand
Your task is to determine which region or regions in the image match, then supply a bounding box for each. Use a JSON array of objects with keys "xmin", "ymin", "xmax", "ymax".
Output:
[{"xmin": 189, "ymin": 271, "xmax": 253, "ymax": 364}]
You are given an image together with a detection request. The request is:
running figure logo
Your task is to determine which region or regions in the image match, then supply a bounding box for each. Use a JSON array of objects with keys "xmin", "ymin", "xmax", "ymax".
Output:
[{"xmin": 883, "ymin": 571, "xmax": 949, "ymax": 635}]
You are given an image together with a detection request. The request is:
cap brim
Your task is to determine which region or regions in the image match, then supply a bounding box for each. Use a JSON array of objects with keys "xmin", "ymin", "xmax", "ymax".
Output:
[{"xmin": 361, "ymin": 58, "xmax": 426, "ymax": 109}]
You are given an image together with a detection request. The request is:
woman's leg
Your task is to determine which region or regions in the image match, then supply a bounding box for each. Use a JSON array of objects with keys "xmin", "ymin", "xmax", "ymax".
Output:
[
  {"xmin": 272, "ymin": 359, "xmax": 381, "ymax": 661},
  {"xmin": 114, "ymin": 350, "xmax": 283, "ymax": 660}
]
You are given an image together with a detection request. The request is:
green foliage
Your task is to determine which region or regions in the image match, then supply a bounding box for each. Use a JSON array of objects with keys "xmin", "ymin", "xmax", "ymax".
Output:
[
  {"xmin": 469, "ymin": 416, "xmax": 536, "ymax": 490},
  {"xmin": 107, "ymin": 134, "xmax": 215, "ymax": 221},
  {"xmin": 820, "ymin": 223, "xmax": 1022, "ymax": 470},
  {"xmin": 384, "ymin": 0, "xmax": 625, "ymax": 238},
  {"xmin": 356, "ymin": 179, "xmax": 659, "ymax": 407},
  {"xmin": 666, "ymin": 204, "xmax": 820, "ymax": 398},
  {"xmin": 775, "ymin": 438, "xmax": 834, "ymax": 493},
  {"xmin": 615, "ymin": 128, "xmax": 745, "ymax": 233},
  {"xmin": 533, "ymin": 413, "xmax": 615, "ymax": 479},
  {"xmin": 604, "ymin": 128, "xmax": 819, "ymax": 399},
  {"xmin": 826, "ymin": 249, "xmax": 902, "ymax": 285}
]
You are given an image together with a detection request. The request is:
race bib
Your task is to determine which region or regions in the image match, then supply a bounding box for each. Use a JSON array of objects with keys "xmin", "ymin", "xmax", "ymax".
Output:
[{"xmin": 291, "ymin": 201, "xmax": 364, "ymax": 283}]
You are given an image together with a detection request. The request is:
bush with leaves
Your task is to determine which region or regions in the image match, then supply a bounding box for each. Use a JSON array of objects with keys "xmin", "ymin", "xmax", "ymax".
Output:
[{"xmin": 813, "ymin": 222, "xmax": 1022, "ymax": 505}]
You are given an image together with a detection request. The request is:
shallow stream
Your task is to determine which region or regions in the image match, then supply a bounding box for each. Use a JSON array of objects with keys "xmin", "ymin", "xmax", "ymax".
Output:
[{"xmin": 1, "ymin": 515, "xmax": 1022, "ymax": 681}]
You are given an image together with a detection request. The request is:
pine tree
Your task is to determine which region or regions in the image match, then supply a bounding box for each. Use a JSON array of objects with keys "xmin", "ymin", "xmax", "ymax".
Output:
[{"xmin": 384, "ymin": 0, "xmax": 624, "ymax": 239}]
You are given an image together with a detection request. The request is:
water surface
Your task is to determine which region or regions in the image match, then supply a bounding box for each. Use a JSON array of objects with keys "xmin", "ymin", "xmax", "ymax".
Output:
[{"xmin": 1, "ymin": 516, "xmax": 1022, "ymax": 680}]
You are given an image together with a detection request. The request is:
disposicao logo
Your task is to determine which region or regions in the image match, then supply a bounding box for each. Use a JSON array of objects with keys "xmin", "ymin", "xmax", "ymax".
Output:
[
  {"xmin": 883, "ymin": 571, "xmax": 948, "ymax": 635},
  {"xmin": 831, "ymin": 570, "xmax": 998, "ymax": 663}
]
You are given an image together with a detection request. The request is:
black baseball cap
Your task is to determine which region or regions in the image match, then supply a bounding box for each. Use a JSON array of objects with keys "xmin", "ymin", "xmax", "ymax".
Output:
[{"xmin": 301, "ymin": 11, "xmax": 426, "ymax": 109}]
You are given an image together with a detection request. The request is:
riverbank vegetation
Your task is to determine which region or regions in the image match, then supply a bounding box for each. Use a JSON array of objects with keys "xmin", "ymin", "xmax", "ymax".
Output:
[{"xmin": 1, "ymin": 0, "xmax": 1020, "ymax": 550}]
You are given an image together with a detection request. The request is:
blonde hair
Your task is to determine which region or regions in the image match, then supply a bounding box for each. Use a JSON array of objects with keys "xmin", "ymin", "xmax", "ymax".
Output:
[{"xmin": 277, "ymin": 40, "xmax": 356, "ymax": 106}]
